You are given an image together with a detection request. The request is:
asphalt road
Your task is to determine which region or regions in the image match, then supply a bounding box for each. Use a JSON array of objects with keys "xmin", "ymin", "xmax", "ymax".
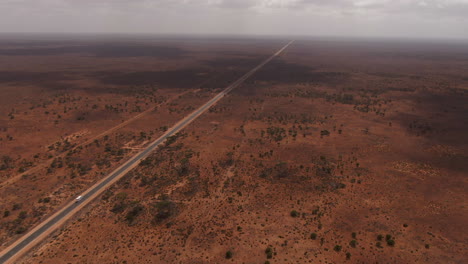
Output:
[{"xmin": 0, "ymin": 40, "xmax": 293, "ymax": 264}]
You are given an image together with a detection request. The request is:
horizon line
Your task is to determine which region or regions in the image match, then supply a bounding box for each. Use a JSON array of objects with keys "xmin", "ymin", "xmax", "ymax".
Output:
[{"xmin": 0, "ymin": 32, "xmax": 467, "ymax": 43}]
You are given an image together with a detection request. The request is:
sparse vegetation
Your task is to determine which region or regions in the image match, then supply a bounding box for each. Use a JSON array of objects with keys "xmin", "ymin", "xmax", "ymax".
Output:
[{"xmin": 0, "ymin": 36, "xmax": 465, "ymax": 264}]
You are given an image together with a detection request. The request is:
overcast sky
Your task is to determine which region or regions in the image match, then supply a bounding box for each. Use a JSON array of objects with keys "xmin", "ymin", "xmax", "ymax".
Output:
[{"xmin": 0, "ymin": 0, "xmax": 467, "ymax": 39}]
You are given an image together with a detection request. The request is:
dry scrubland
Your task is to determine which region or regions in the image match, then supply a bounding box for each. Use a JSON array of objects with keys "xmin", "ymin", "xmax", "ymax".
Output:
[{"xmin": 0, "ymin": 36, "xmax": 467, "ymax": 263}]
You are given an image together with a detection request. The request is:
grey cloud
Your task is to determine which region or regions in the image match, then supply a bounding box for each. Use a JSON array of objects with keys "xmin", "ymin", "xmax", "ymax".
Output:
[{"xmin": 0, "ymin": 0, "xmax": 466, "ymax": 39}]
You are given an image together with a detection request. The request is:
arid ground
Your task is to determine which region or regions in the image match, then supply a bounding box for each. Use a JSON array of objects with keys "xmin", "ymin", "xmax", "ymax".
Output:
[{"xmin": 0, "ymin": 35, "xmax": 467, "ymax": 263}]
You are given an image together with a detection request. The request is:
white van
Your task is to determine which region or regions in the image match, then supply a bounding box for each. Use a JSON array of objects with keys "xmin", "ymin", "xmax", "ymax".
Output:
[{"xmin": 75, "ymin": 195, "xmax": 83, "ymax": 203}]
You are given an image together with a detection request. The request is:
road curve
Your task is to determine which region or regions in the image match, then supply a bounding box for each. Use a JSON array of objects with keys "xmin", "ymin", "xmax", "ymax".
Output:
[{"xmin": 0, "ymin": 40, "xmax": 294, "ymax": 264}]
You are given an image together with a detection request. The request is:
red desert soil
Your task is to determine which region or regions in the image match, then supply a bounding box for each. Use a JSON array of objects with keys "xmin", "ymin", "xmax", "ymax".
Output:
[{"xmin": 0, "ymin": 36, "xmax": 467, "ymax": 263}]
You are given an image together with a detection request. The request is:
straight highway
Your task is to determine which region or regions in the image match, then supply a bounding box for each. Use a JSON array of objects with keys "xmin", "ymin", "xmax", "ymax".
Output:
[{"xmin": 0, "ymin": 40, "xmax": 294, "ymax": 264}]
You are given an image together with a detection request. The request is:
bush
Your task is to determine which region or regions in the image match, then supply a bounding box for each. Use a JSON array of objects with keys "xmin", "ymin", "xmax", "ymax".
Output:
[
  {"xmin": 110, "ymin": 202, "xmax": 126, "ymax": 214},
  {"xmin": 387, "ymin": 239, "xmax": 395, "ymax": 246},
  {"xmin": 3, "ymin": 210, "xmax": 10, "ymax": 218},
  {"xmin": 349, "ymin": 240, "xmax": 357, "ymax": 248},
  {"xmin": 346, "ymin": 252, "xmax": 351, "ymax": 260},
  {"xmin": 334, "ymin": 245, "xmax": 342, "ymax": 252},
  {"xmin": 18, "ymin": 211, "xmax": 27, "ymax": 220},
  {"xmin": 265, "ymin": 247, "xmax": 273, "ymax": 259},
  {"xmin": 311, "ymin": 233, "xmax": 317, "ymax": 240},
  {"xmin": 15, "ymin": 226, "xmax": 26, "ymax": 234},
  {"xmin": 125, "ymin": 204, "xmax": 144, "ymax": 224},
  {"xmin": 385, "ymin": 234, "xmax": 392, "ymax": 241},
  {"xmin": 290, "ymin": 210, "xmax": 299, "ymax": 217},
  {"xmin": 225, "ymin": 250, "xmax": 233, "ymax": 259},
  {"xmin": 115, "ymin": 192, "xmax": 128, "ymax": 201},
  {"xmin": 377, "ymin": 234, "xmax": 383, "ymax": 241},
  {"xmin": 153, "ymin": 199, "xmax": 175, "ymax": 224}
]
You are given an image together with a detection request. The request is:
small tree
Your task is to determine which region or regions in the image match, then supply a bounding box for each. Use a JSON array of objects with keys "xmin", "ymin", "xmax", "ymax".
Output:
[
  {"xmin": 225, "ymin": 250, "xmax": 233, "ymax": 259},
  {"xmin": 334, "ymin": 245, "xmax": 342, "ymax": 252}
]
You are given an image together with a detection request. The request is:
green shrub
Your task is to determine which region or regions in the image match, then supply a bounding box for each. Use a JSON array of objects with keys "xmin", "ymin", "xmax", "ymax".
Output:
[
  {"xmin": 334, "ymin": 245, "xmax": 342, "ymax": 252},
  {"xmin": 110, "ymin": 202, "xmax": 126, "ymax": 214},
  {"xmin": 311, "ymin": 233, "xmax": 317, "ymax": 240},
  {"xmin": 153, "ymin": 200, "xmax": 175, "ymax": 224},
  {"xmin": 290, "ymin": 210, "xmax": 299, "ymax": 217},
  {"xmin": 265, "ymin": 247, "xmax": 273, "ymax": 259},
  {"xmin": 125, "ymin": 204, "xmax": 144, "ymax": 224},
  {"xmin": 387, "ymin": 239, "xmax": 395, "ymax": 246},
  {"xmin": 346, "ymin": 252, "xmax": 351, "ymax": 260},
  {"xmin": 15, "ymin": 226, "xmax": 26, "ymax": 234},
  {"xmin": 349, "ymin": 240, "xmax": 357, "ymax": 248},
  {"xmin": 18, "ymin": 211, "xmax": 27, "ymax": 220},
  {"xmin": 115, "ymin": 192, "xmax": 128, "ymax": 201},
  {"xmin": 225, "ymin": 250, "xmax": 233, "ymax": 259}
]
